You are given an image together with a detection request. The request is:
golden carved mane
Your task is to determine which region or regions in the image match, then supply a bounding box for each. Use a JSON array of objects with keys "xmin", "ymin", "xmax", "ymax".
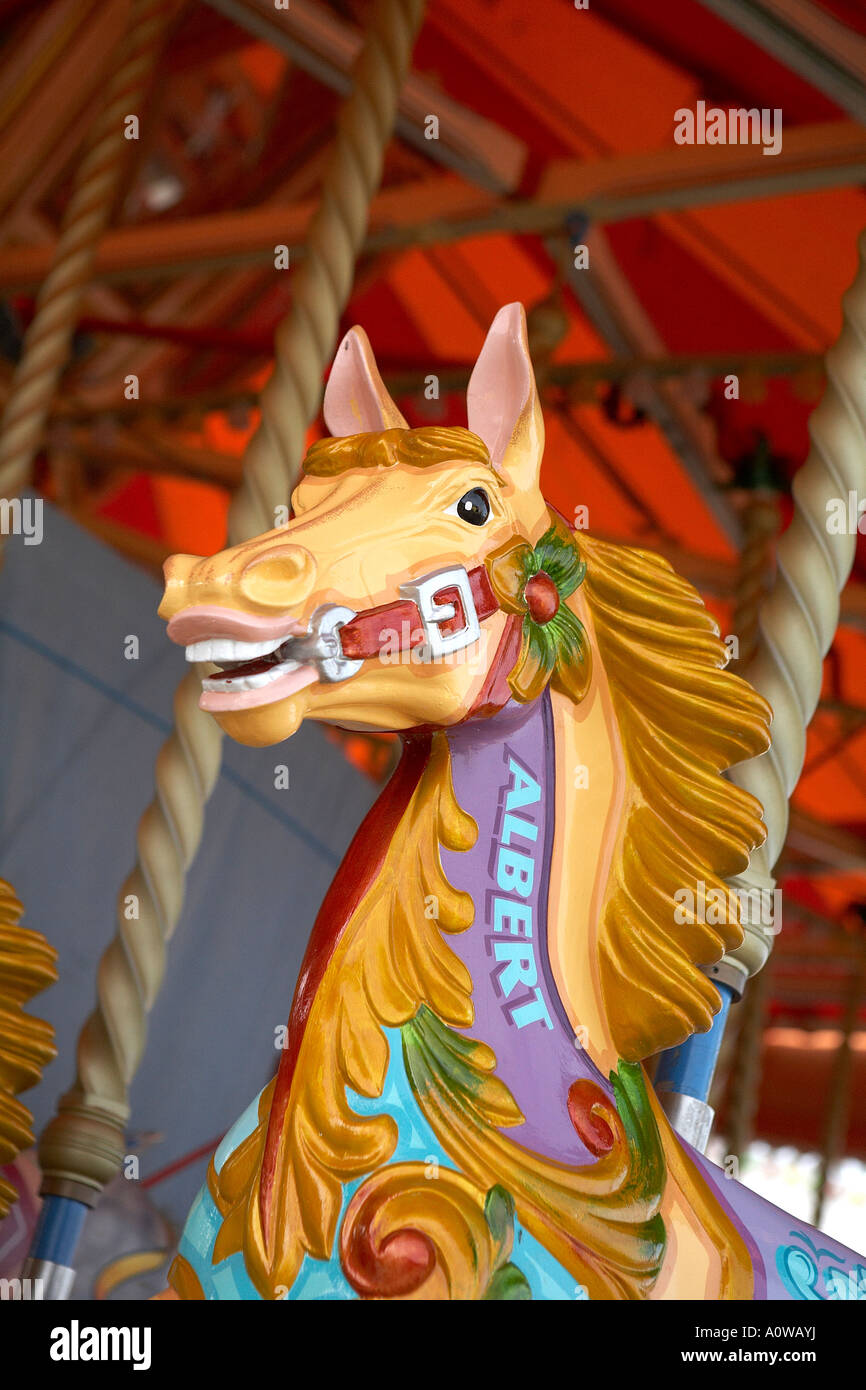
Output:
[
  {"xmin": 302, "ymin": 425, "xmax": 494, "ymax": 477},
  {"xmin": 577, "ymin": 532, "xmax": 772, "ymax": 1061}
]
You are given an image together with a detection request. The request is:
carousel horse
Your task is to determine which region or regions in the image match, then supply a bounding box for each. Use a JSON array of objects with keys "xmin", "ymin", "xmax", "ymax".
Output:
[{"xmin": 157, "ymin": 305, "xmax": 866, "ymax": 1301}]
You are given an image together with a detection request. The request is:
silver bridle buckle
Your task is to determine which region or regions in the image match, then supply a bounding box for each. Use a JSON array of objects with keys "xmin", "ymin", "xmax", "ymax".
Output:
[
  {"xmin": 399, "ymin": 566, "xmax": 481, "ymax": 661},
  {"xmin": 286, "ymin": 604, "xmax": 362, "ymax": 683}
]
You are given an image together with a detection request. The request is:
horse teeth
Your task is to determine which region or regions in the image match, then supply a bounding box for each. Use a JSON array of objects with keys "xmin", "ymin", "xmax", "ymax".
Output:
[
  {"xmin": 185, "ymin": 637, "xmax": 284, "ymax": 664},
  {"xmin": 201, "ymin": 659, "xmax": 300, "ymax": 693}
]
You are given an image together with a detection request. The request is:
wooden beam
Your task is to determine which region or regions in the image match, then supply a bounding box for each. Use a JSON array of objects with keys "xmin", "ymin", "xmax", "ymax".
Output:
[
  {"xmin": 0, "ymin": 175, "xmax": 484, "ymax": 288},
  {"xmin": 840, "ymin": 580, "xmax": 866, "ymax": 631},
  {"xmin": 65, "ymin": 149, "xmax": 328, "ymax": 396},
  {"xmin": 787, "ymin": 807, "xmax": 866, "ymax": 874},
  {"xmin": 0, "ymin": 0, "xmax": 95, "ymax": 136},
  {"xmin": 3, "ymin": 120, "xmax": 863, "ymax": 289},
  {"xmin": 47, "ymin": 347, "xmax": 825, "ymax": 464},
  {"xmin": 51, "ymin": 423, "xmax": 242, "ymax": 487},
  {"xmin": 533, "ymin": 117, "xmax": 866, "ymax": 219},
  {"xmin": 58, "ymin": 345, "xmax": 826, "ymax": 390},
  {"xmin": 0, "ymin": 0, "xmax": 130, "ymax": 218},
  {"xmin": 202, "ymin": 0, "xmax": 526, "ymax": 193},
  {"xmin": 10, "ymin": 207, "xmax": 138, "ymax": 327}
]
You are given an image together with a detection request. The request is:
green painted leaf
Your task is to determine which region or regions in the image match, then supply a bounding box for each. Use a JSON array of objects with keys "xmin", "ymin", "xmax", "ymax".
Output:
[
  {"xmin": 484, "ymin": 1262, "xmax": 533, "ymax": 1301},
  {"xmin": 483, "ymin": 1184, "xmax": 515, "ymax": 1245},
  {"xmin": 527, "ymin": 524, "xmax": 586, "ymax": 599},
  {"xmin": 609, "ymin": 1060, "xmax": 667, "ymax": 1221}
]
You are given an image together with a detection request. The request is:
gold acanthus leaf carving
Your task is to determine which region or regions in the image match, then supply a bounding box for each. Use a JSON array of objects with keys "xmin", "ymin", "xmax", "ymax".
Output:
[
  {"xmin": 0, "ymin": 878, "xmax": 57, "ymax": 1219},
  {"xmin": 402, "ymin": 1007, "xmax": 667, "ymax": 1301},
  {"xmin": 338, "ymin": 1162, "xmax": 529, "ymax": 1301}
]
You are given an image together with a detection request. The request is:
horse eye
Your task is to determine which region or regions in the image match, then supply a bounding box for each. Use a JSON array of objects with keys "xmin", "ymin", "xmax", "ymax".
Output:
[{"xmin": 449, "ymin": 487, "xmax": 491, "ymax": 526}]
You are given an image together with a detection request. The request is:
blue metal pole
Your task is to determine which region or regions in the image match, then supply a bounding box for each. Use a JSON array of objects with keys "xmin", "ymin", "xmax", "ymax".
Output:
[
  {"xmin": 21, "ymin": 1194, "xmax": 89, "ymax": 1299},
  {"xmin": 654, "ymin": 982, "xmax": 735, "ymax": 1150}
]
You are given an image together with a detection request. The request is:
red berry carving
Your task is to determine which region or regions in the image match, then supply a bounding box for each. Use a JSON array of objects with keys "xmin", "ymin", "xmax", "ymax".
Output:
[{"xmin": 524, "ymin": 571, "xmax": 559, "ymax": 624}]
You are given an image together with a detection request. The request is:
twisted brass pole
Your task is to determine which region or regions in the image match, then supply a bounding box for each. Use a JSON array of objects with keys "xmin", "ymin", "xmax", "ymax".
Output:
[
  {"xmin": 723, "ymin": 488, "xmax": 781, "ymax": 1160},
  {"xmin": 0, "ymin": 0, "xmax": 178, "ymax": 501},
  {"xmin": 660, "ymin": 241, "xmax": 866, "ymax": 1155},
  {"xmin": 37, "ymin": 0, "xmax": 426, "ymax": 1207},
  {"xmin": 726, "ymin": 229, "xmax": 866, "ymax": 984},
  {"xmin": 229, "ymin": 0, "xmax": 425, "ymax": 542}
]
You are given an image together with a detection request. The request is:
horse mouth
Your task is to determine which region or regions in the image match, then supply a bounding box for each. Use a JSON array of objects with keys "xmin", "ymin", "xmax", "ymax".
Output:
[{"xmin": 185, "ymin": 636, "xmax": 319, "ymax": 712}]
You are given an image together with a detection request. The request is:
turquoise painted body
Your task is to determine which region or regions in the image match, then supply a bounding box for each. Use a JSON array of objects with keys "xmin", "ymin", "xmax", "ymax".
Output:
[{"xmin": 178, "ymin": 1027, "xmax": 583, "ymax": 1301}]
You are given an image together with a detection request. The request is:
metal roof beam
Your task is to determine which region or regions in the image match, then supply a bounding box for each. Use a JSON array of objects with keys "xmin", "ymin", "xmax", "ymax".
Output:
[
  {"xmin": 696, "ymin": 0, "xmax": 866, "ymax": 126},
  {"xmin": 201, "ymin": 0, "xmax": 526, "ymax": 193},
  {"xmin": 548, "ymin": 227, "xmax": 742, "ymax": 546}
]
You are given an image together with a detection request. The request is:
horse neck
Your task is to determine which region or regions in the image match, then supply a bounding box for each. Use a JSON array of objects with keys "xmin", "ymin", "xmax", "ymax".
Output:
[
  {"xmin": 440, "ymin": 691, "xmax": 624, "ymax": 1142},
  {"xmin": 445, "ymin": 674, "xmax": 626, "ymax": 1053}
]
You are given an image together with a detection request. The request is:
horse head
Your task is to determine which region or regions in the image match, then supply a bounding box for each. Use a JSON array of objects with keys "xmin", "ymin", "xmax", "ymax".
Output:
[
  {"xmin": 159, "ymin": 303, "xmax": 566, "ymax": 748},
  {"xmin": 159, "ymin": 300, "xmax": 774, "ymax": 1070}
]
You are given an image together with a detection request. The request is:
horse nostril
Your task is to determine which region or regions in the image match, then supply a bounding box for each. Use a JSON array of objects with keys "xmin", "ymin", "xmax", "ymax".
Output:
[
  {"xmin": 239, "ymin": 546, "xmax": 316, "ymax": 610},
  {"xmin": 158, "ymin": 553, "xmax": 204, "ymax": 619}
]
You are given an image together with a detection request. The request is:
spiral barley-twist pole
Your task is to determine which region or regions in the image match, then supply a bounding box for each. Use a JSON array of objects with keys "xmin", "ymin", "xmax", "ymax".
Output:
[
  {"xmin": 727, "ymin": 230, "xmax": 866, "ymax": 945},
  {"xmin": 657, "ymin": 236, "xmax": 866, "ymax": 1151},
  {"xmin": 36, "ymin": 670, "xmax": 223, "ymax": 1204},
  {"xmin": 229, "ymin": 0, "xmax": 425, "ymax": 543},
  {"xmin": 35, "ymin": 0, "xmax": 425, "ymax": 1258},
  {"xmin": 0, "ymin": 0, "xmax": 179, "ymax": 503},
  {"xmin": 722, "ymin": 492, "xmax": 780, "ymax": 1159}
]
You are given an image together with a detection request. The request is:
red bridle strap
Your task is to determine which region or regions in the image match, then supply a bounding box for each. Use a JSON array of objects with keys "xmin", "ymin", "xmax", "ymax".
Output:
[{"xmin": 338, "ymin": 563, "xmax": 500, "ymax": 661}]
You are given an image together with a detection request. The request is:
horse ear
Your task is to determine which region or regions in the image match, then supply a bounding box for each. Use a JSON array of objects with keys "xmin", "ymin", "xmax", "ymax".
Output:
[
  {"xmin": 467, "ymin": 303, "xmax": 544, "ymax": 490},
  {"xmin": 324, "ymin": 326, "xmax": 408, "ymax": 436}
]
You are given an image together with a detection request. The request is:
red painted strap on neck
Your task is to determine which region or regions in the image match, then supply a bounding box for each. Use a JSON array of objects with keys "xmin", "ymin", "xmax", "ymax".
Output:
[{"xmin": 338, "ymin": 564, "xmax": 500, "ymax": 661}]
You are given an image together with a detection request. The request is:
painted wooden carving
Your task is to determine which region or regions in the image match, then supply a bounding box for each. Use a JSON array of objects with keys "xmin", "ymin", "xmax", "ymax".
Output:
[{"xmin": 158, "ymin": 305, "xmax": 866, "ymax": 1300}]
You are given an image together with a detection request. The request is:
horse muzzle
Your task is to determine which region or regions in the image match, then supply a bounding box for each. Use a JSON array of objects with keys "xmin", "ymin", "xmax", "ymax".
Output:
[{"xmin": 165, "ymin": 560, "xmax": 503, "ymax": 714}]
